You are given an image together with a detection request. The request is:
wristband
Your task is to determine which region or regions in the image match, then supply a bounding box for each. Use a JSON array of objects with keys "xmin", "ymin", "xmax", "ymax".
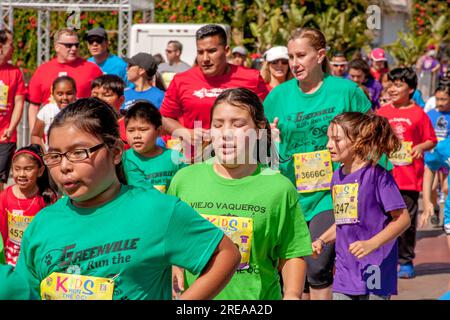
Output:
[{"xmin": 316, "ymin": 238, "xmax": 327, "ymax": 247}]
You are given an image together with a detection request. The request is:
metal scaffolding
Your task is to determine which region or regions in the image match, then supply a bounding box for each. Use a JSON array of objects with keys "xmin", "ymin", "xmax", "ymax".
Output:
[{"xmin": 0, "ymin": 0, "xmax": 145, "ymax": 64}]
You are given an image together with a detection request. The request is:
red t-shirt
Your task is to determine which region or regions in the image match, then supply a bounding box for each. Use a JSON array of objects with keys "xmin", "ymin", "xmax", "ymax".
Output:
[
  {"xmin": 160, "ymin": 64, "xmax": 269, "ymax": 130},
  {"xmin": 377, "ymin": 104, "xmax": 437, "ymax": 191},
  {"xmin": 28, "ymin": 57, "xmax": 103, "ymax": 105},
  {"xmin": 370, "ymin": 67, "xmax": 389, "ymax": 82},
  {"xmin": 0, "ymin": 63, "xmax": 27, "ymax": 143},
  {"xmin": 118, "ymin": 117, "xmax": 130, "ymax": 151},
  {"xmin": 0, "ymin": 186, "xmax": 48, "ymax": 266}
]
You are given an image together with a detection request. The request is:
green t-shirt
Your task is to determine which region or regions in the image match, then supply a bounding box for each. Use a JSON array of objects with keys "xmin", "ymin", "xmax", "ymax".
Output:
[
  {"xmin": 168, "ymin": 162, "xmax": 312, "ymax": 300},
  {"xmin": 0, "ymin": 237, "xmax": 5, "ymax": 265},
  {"xmin": 263, "ymin": 74, "xmax": 372, "ymax": 221},
  {"xmin": 122, "ymin": 147, "xmax": 186, "ymax": 193},
  {"xmin": 0, "ymin": 265, "xmax": 33, "ymax": 300},
  {"xmin": 14, "ymin": 185, "xmax": 223, "ymax": 300}
]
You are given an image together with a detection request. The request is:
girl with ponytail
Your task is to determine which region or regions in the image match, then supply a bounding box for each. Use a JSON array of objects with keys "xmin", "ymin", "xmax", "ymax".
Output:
[
  {"xmin": 312, "ymin": 112, "xmax": 411, "ymax": 300},
  {"xmin": 0, "ymin": 144, "xmax": 57, "ymax": 266}
]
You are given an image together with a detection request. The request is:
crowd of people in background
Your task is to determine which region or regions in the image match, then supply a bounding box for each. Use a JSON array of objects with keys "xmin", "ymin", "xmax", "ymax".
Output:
[{"xmin": 0, "ymin": 22, "xmax": 449, "ymax": 300}]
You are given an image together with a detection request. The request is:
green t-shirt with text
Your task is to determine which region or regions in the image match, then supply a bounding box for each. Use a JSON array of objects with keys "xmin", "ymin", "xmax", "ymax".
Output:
[
  {"xmin": 122, "ymin": 147, "xmax": 186, "ymax": 193},
  {"xmin": 14, "ymin": 185, "xmax": 223, "ymax": 300},
  {"xmin": 263, "ymin": 74, "xmax": 371, "ymax": 221},
  {"xmin": 168, "ymin": 162, "xmax": 312, "ymax": 300}
]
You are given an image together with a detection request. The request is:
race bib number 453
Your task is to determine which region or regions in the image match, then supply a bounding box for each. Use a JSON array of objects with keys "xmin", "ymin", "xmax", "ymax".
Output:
[
  {"xmin": 332, "ymin": 183, "xmax": 359, "ymax": 225},
  {"xmin": 40, "ymin": 273, "xmax": 114, "ymax": 300},
  {"xmin": 294, "ymin": 150, "xmax": 333, "ymax": 193},
  {"xmin": 201, "ymin": 214, "xmax": 253, "ymax": 270}
]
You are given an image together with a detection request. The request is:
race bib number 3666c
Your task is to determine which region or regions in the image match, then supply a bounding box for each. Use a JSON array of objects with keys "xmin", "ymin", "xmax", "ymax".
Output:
[
  {"xmin": 294, "ymin": 150, "xmax": 333, "ymax": 193},
  {"xmin": 332, "ymin": 183, "xmax": 359, "ymax": 225},
  {"xmin": 40, "ymin": 273, "xmax": 114, "ymax": 300},
  {"xmin": 201, "ymin": 214, "xmax": 253, "ymax": 270}
]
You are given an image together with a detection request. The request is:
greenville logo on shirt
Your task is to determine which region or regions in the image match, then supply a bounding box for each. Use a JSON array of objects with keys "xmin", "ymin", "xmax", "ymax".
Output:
[{"xmin": 193, "ymin": 88, "xmax": 225, "ymax": 99}]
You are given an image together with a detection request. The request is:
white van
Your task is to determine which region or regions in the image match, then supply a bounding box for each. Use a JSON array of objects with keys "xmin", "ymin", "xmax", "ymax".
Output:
[{"xmin": 129, "ymin": 23, "xmax": 231, "ymax": 66}]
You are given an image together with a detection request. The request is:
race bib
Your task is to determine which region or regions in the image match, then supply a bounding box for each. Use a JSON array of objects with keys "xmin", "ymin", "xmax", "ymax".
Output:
[
  {"xmin": 167, "ymin": 138, "xmax": 183, "ymax": 153},
  {"xmin": 332, "ymin": 183, "xmax": 359, "ymax": 225},
  {"xmin": 294, "ymin": 150, "xmax": 333, "ymax": 193},
  {"xmin": 7, "ymin": 210, "xmax": 33, "ymax": 244},
  {"xmin": 40, "ymin": 272, "xmax": 115, "ymax": 300},
  {"xmin": 389, "ymin": 141, "xmax": 413, "ymax": 166},
  {"xmin": 154, "ymin": 185, "xmax": 166, "ymax": 193},
  {"xmin": 0, "ymin": 82, "xmax": 9, "ymax": 111},
  {"xmin": 201, "ymin": 214, "xmax": 253, "ymax": 270}
]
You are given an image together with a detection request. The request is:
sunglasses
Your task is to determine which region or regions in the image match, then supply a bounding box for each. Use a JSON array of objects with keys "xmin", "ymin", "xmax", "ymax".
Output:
[
  {"xmin": 270, "ymin": 60, "xmax": 289, "ymax": 65},
  {"xmin": 58, "ymin": 42, "xmax": 80, "ymax": 49},
  {"xmin": 87, "ymin": 37, "xmax": 105, "ymax": 45}
]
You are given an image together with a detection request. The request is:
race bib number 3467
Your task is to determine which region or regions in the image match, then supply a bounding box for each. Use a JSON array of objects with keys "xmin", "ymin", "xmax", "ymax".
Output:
[{"xmin": 294, "ymin": 150, "xmax": 333, "ymax": 193}]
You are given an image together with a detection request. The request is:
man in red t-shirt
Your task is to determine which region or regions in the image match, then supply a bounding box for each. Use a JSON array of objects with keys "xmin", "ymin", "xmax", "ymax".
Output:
[
  {"xmin": 160, "ymin": 24, "xmax": 268, "ymax": 160},
  {"xmin": 0, "ymin": 29, "xmax": 27, "ymax": 191},
  {"xmin": 377, "ymin": 67, "xmax": 437, "ymax": 279},
  {"xmin": 28, "ymin": 28, "xmax": 103, "ymax": 131}
]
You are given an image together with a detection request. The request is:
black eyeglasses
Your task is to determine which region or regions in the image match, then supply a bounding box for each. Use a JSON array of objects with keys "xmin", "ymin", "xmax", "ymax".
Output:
[
  {"xmin": 87, "ymin": 37, "xmax": 105, "ymax": 45},
  {"xmin": 58, "ymin": 42, "xmax": 80, "ymax": 49},
  {"xmin": 43, "ymin": 143, "xmax": 105, "ymax": 166}
]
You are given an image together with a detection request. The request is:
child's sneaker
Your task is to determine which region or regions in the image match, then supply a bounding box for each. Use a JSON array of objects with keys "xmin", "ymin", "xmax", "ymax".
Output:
[{"xmin": 398, "ymin": 263, "xmax": 416, "ymax": 279}]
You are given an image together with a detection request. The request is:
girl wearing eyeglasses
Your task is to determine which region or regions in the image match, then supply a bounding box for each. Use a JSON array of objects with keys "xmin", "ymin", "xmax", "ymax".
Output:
[
  {"xmin": 0, "ymin": 144, "xmax": 57, "ymax": 267},
  {"xmin": 14, "ymin": 98, "xmax": 240, "ymax": 300}
]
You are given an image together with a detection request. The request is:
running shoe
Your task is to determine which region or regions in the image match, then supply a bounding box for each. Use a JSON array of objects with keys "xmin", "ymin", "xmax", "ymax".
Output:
[{"xmin": 398, "ymin": 263, "xmax": 416, "ymax": 279}]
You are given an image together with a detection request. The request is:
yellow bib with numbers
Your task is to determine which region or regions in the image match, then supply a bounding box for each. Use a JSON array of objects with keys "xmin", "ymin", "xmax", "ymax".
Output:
[
  {"xmin": 0, "ymin": 82, "xmax": 9, "ymax": 111},
  {"xmin": 332, "ymin": 183, "xmax": 359, "ymax": 225},
  {"xmin": 201, "ymin": 214, "xmax": 253, "ymax": 270},
  {"xmin": 294, "ymin": 150, "xmax": 333, "ymax": 193},
  {"xmin": 7, "ymin": 210, "xmax": 33, "ymax": 244},
  {"xmin": 40, "ymin": 272, "xmax": 115, "ymax": 300},
  {"xmin": 389, "ymin": 141, "xmax": 413, "ymax": 166}
]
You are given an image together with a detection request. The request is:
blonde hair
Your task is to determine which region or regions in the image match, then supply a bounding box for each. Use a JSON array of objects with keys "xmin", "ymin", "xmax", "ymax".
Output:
[
  {"xmin": 289, "ymin": 27, "xmax": 331, "ymax": 74},
  {"xmin": 260, "ymin": 60, "xmax": 293, "ymax": 84},
  {"xmin": 54, "ymin": 28, "xmax": 78, "ymax": 43}
]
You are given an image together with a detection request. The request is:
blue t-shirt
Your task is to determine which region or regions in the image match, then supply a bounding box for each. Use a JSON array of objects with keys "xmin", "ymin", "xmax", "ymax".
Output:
[
  {"xmin": 412, "ymin": 89, "xmax": 425, "ymax": 108},
  {"xmin": 88, "ymin": 54, "xmax": 128, "ymax": 84},
  {"xmin": 122, "ymin": 86, "xmax": 165, "ymax": 111},
  {"xmin": 424, "ymin": 138, "xmax": 450, "ymax": 226},
  {"xmin": 426, "ymin": 109, "xmax": 450, "ymax": 141}
]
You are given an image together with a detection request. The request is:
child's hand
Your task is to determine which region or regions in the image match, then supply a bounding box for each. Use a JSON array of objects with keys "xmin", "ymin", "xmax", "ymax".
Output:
[
  {"xmin": 411, "ymin": 145, "xmax": 423, "ymax": 159},
  {"xmin": 270, "ymin": 117, "xmax": 280, "ymax": 143},
  {"xmin": 172, "ymin": 266, "xmax": 185, "ymax": 299},
  {"xmin": 349, "ymin": 240, "xmax": 378, "ymax": 259},
  {"xmin": 419, "ymin": 202, "xmax": 434, "ymax": 228},
  {"xmin": 311, "ymin": 239, "xmax": 324, "ymax": 259}
]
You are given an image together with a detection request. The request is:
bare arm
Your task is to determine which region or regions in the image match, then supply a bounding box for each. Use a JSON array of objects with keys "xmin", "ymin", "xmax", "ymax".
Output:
[
  {"xmin": 30, "ymin": 119, "xmax": 46, "ymax": 151},
  {"xmin": 411, "ymin": 140, "xmax": 437, "ymax": 159},
  {"xmin": 180, "ymin": 235, "xmax": 240, "ymax": 300},
  {"xmin": 1, "ymin": 95, "xmax": 24, "ymax": 141},
  {"xmin": 279, "ymin": 257, "xmax": 307, "ymax": 300},
  {"xmin": 420, "ymin": 166, "xmax": 436, "ymax": 227},
  {"xmin": 28, "ymin": 103, "xmax": 40, "ymax": 135},
  {"xmin": 349, "ymin": 208, "xmax": 410, "ymax": 259}
]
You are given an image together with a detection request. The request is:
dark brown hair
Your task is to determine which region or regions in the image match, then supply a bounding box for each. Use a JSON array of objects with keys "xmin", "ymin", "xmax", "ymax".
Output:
[
  {"xmin": 48, "ymin": 97, "xmax": 127, "ymax": 185},
  {"xmin": 211, "ymin": 88, "xmax": 272, "ymax": 164},
  {"xmin": 330, "ymin": 112, "xmax": 401, "ymax": 165}
]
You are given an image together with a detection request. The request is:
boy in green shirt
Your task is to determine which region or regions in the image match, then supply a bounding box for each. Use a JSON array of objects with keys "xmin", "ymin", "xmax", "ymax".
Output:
[{"xmin": 122, "ymin": 101, "xmax": 186, "ymax": 192}]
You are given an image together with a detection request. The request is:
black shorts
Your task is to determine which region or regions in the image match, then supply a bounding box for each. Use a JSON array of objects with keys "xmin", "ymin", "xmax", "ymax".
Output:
[
  {"xmin": 0, "ymin": 142, "xmax": 16, "ymax": 183},
  {"xmin": 304, "ymin": 210, "xmax": 335, "ymax": 291}
]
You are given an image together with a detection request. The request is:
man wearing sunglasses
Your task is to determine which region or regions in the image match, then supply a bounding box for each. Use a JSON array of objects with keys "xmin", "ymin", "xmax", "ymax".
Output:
[
  {"xmin": 86, "ymin": 27, "xmax": 128, "ymax": 85},
  {"xmin": 158, "ymin": 40, "xmax": 191, "ymax": 89},
  {"xmin": 28, "ymin": 28, "xmax": 103, "ymax": 131}
]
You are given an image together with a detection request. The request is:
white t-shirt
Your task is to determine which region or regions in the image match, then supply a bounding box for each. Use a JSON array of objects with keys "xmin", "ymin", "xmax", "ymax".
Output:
[
  {"xmin": 424, "ymin": 96, "xmax": 436, "ymax": 113},
  {"xmin": 36, "ymin": 103, "xmax": 61, "ymax": 144}
]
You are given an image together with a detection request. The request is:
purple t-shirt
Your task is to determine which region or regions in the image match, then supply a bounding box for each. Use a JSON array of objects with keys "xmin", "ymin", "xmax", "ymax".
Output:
[{"xmin": 331, "ymin": 164, "xmax": 406, "ymax": 296}]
